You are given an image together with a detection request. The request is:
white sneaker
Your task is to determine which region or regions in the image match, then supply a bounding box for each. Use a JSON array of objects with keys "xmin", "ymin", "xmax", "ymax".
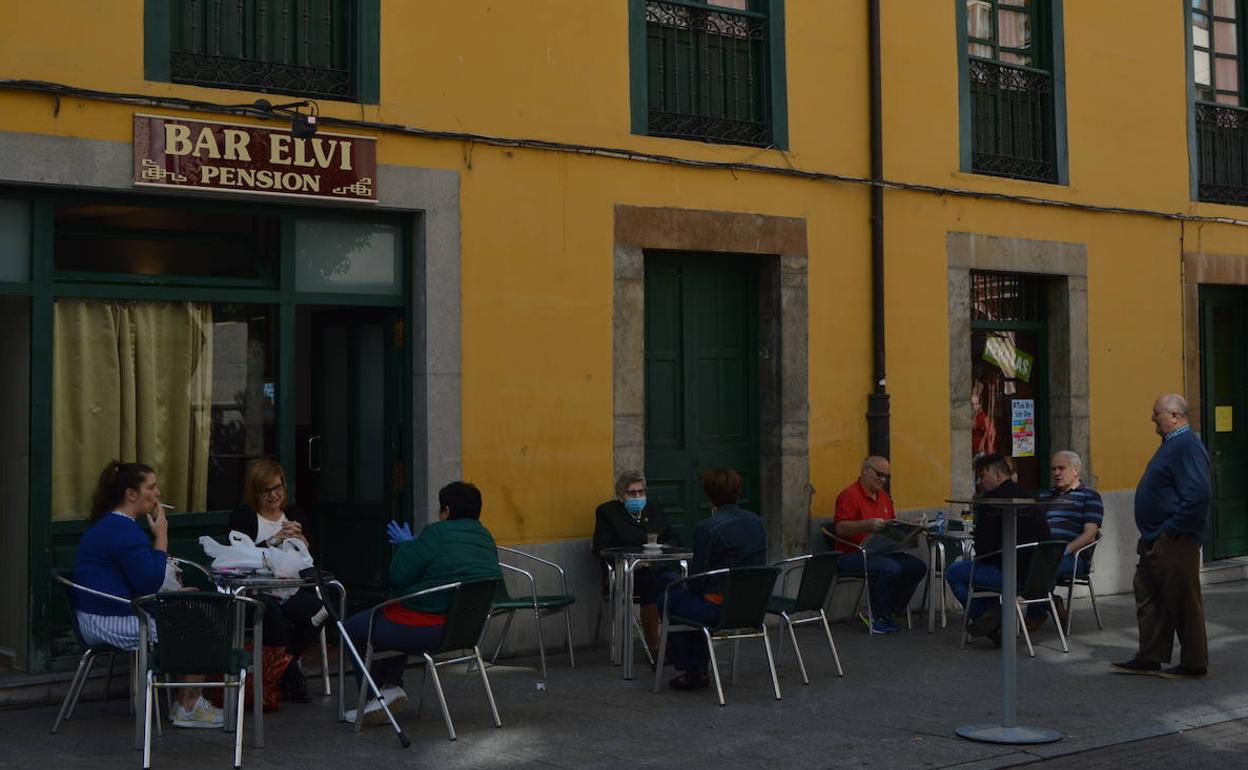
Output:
[
  {"xmin": 344, "ymin": 686, "xmax": 407, "ymax": 726},
  {"xmin": 171, "ymin": 696, "xmax": 224, "ymax": 729}
]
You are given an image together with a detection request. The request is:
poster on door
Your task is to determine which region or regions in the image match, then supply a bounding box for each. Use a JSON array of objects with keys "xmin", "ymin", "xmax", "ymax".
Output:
[{"xmin": 1011, "ymin": 399, "xmax": 1035, "ymax": 458}]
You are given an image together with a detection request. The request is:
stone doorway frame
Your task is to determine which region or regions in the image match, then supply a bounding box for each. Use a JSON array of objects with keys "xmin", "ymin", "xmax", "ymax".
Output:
[
  {"xmin": 947, "ymin": 232, "xmax": 1090, "ymax": 497},
  {"xmin": 613, "ymin": 205, "xmax": 809, "ymax": 558}
]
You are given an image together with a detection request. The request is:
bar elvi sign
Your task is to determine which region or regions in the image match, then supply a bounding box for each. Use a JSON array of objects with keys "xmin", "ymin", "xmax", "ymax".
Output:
[{"xmin": 133, "ymin": 114, "xmax": 377, "ymax": 203}]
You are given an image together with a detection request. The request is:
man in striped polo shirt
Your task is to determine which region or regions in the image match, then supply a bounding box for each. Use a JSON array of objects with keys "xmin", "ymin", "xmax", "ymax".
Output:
[{"xmin": 1030, "ymin": 450, "xmax": 1104, "ymax": 629}]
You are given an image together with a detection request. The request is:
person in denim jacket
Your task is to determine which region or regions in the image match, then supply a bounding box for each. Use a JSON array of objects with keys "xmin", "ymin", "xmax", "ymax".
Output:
[{"xmin": 659, "ymin": 468, "xmax": 766, "ymax": 691}]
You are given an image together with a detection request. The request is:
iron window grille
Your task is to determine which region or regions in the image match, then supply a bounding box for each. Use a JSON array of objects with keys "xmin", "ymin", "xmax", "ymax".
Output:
[
  {"xmin": 1191, "ymin": 1, "xmax": 1248, "ymax": 205},
  {"xmin": 171, "ymin": 0, "xmax": 356, "ymax": 100},
  {"xmin": 644, "ymin": 0, "xmax": 772, "ymax": 146},
  {"xmin": 971, "ymin": 271, "xmax": 1044, "ymax": 324},
  {"xmin": 964, "ymin": 0, "xmax": 1058, "ymax": 183},
  {"xmin": 1196, "ymin": 103, "xmax": 1248, "ymax": 205}
]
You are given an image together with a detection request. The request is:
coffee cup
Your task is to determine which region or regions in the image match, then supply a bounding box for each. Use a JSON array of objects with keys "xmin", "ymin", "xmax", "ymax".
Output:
[{"xmin": 645, "ymin": 533, "xmax": 659, "ymax": 548}]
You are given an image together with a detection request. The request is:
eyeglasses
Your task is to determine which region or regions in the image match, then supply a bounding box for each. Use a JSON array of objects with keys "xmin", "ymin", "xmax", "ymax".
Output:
[
  {"xmin": 623, "ymin": 487, "xmax": 647, "ymax": 498},
  {"xmin": 261, "ymin": 482, "xmax": 285, "ymax": 498},
  {"xmin": 870, "ymin": 467, "xmax": 891, "ymax": 481}
]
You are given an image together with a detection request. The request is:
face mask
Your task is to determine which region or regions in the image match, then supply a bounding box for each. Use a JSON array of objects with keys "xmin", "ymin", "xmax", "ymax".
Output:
[{"xmin": 623, "ymin": 497, "xmax": 646, "ymax": 515}]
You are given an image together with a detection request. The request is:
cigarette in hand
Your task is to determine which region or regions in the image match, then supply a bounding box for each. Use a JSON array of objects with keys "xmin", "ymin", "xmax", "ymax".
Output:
[{"xmin": 160, "ymin": 504, "xmax": 175, "ymax": 510}]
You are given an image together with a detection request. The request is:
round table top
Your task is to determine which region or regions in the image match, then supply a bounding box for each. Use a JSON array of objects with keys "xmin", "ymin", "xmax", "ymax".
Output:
[
  {"xmin": 945, "ymin": 497, "xmax": 1073, "ymax": 507},
  {"xmin": 211, "ymin": 570, "xmax": 335, "ymax": 590},
  {"xmin": 601, "ymin": 545, "xmax": 693, "ymax": 559},
  {"xmin": 925, "ymin": 529, "xmax": 973, "ymax": 541}
]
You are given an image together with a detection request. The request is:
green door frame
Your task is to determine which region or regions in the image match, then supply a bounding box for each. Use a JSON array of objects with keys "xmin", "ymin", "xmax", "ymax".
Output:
[{"xmin": 9, "ymin": 186, "xmax": 414, "ymax": 672}]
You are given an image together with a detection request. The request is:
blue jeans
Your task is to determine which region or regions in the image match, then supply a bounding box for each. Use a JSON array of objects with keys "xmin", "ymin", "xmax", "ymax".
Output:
[
  {"xmin": 945, "ymin": 559, "xmax": 1005, "ymax": 620},
  {"xmin": 657, "ymin": 586, "xmax": 721, "ymax": 673},
  {"xmin": 343, "ymin": 610, "xmax": 445, "ymax": 689},
  {"xmin": 838, "ymin": 551, "xmax": 926, "ymax": 619}
]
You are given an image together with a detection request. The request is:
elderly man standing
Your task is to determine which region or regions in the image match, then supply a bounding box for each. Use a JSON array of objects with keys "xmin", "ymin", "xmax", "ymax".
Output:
[
  {"xmin": 829, "ymin": 456, "xmax": 925, "ymax": 634},
  {"xmin": 1029, "ymin": 450, "xmax": 1104, "ymax": 629},
  {"xmin": 1113, "ymin": 394, "xmax": 1211, "ymax": 679}
]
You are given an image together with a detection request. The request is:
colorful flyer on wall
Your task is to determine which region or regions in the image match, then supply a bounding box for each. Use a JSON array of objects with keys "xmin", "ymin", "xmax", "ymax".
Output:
[{"xmin": 1011, "ymin": 398, "xmax": 1035, "ymax": 458}]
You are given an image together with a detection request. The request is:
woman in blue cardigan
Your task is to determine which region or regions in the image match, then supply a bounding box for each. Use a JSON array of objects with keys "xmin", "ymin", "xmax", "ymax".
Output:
[{"xmin": 73, "ymin": 460, "xmax": 223, "ymax": 728}]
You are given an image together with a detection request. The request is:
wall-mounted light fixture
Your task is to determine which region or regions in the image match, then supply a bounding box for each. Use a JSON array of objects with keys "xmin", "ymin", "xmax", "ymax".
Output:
[{"xmin": 251, "ymin": 99, "xmax": 319, "ymax": 137}]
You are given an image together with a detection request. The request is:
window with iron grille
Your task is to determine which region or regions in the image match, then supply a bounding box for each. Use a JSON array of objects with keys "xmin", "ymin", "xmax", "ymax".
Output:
[
  {"xmin": 631, "ymin": 0, "xmax": 787, "ymax": 148},
  {"xmin": 971, "ymin": 271, "xmax": 1045, "ymax": 324},
  {"xmin": 960, "ymin": 0, "xmax": 1065, "ymax": 184},
  {"xmin": 145, "ymin": 1, "xmax": 379, "ymax": 103},
  {"xmin": 1191, "ymin": 0, "xmax": 1248, "ymax": 205}
]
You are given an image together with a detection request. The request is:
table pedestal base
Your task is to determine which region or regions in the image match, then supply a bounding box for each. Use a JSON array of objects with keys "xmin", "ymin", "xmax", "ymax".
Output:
[{"xmin": 956, "ymin": 724, "xmax": 1063, "ymax": 744}]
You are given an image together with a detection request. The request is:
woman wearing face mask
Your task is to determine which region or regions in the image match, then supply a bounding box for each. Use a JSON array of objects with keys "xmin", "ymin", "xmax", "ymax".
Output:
[{"xmin": 591, "ymin": 470, "xmax": 678, "ymax": 658}]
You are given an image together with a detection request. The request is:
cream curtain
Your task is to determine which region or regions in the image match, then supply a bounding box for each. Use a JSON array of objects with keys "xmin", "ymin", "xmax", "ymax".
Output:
[{"xmin": 52, "ymin": 300, "xmax": 214, "ymax": 520}]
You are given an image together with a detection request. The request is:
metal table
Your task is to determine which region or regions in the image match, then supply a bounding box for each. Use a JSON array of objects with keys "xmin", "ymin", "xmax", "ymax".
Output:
[
  {"xmin": 601, "ymin": 545, "xmax": 691, "ymax": 680},
  {"xmin": 212, "ymin": 571, "xmax": 348, "ymax": 747},
  {"xmin": 946, "ymin": 496, "xmax": 1068, "ymax": 746},
  {"xmin": 923, "ymin": 529, "xmax": 973, "ymax": 633}
]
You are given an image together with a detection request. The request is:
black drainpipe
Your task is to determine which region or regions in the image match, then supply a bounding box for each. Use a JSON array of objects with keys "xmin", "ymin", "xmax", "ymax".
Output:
[{"xmin": 866, "ymin": 0, "xmax": 891, "ymax": 459}]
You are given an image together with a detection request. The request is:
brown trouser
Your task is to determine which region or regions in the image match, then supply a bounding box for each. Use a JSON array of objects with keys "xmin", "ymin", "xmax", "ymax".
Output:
[{"xmin": 1133, "ymin": 533, "xmax": 1208, "ymax": 669}]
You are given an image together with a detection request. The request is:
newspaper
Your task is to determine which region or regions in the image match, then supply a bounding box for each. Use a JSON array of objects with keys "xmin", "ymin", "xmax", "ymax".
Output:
[{"xmin": 861, "ymin": 519, "xmax": 926, "ymax": 554}]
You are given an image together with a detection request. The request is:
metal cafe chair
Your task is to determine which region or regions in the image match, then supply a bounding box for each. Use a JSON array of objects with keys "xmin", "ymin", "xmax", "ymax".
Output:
[
  {"xmin": 353, "ymin": 580, "xmax": 501, "ymax": 741},
  {"xmin": 1055, "ymin": 534, "xmax": 1104, "ymax": 638},
  {"xmin": 818, "ymin": 525, "xmax": 915, "ymax": 631},
  {"xmin": 960, "ymin": 540, "xmax": 1070, "ymax": 657},
  {"xmin": 767, "ymin": 553, "xmax": 845, "ymax": 684},
  {"xmin": 133, "ymin": 591, "xmax": 262, "ymax": 769},
  {"xmin": 487, "ymin": 547, "xmax": 576, "ymax": 678},
  {"xmin": 653, "ymin": 565, "xmax": 782, "ymax": 706},
  {"xmin": 50, "ymin": 571, "xmax": 141, "ymax": 734}
]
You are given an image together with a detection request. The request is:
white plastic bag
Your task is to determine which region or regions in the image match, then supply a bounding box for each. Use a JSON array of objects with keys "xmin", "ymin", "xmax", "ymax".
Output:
[
  {"xmin": 266, "ymin": 537, "xmax": 315, "ymax": 579},
  {"xmin": 160, "ymin": 559, "xmax": 184, "ymax": 592},
  {"xmin": 199, "ymin": 530, "xmax": 267, "ymax": 570}
]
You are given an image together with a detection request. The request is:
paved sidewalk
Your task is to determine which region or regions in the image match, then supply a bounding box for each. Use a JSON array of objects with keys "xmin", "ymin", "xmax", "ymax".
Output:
[
  {"xmin": 3, "ymin": 581, "xmax": 1245, "ymax": 769},
  {"xmin": 1030, "ymin": 717, "xmax": 1248, "ymax": 768}
]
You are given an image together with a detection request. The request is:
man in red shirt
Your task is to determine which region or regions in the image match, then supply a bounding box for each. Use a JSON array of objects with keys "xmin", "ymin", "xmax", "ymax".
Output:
[{"xmin": 828, "ymin": 456, "xmax": 925, "ymax": 634}]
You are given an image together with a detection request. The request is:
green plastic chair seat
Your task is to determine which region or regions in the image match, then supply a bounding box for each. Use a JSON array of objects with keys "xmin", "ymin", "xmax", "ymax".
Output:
[
  {"xmin": 492, "ymin": 594, "xmax": 575, "ymax": 611},
  {"xmin": 766, "ymin": 595, "xmax": 798, "ymax": 615}
]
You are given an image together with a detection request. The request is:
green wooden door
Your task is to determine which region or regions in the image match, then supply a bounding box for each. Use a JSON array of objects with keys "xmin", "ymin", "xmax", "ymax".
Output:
[
  {"xmin": 1200, "ymin": 286, "xmax": 1248, "ymax": 560},
  {"xmin": 644, "ymin": 252, "xmax": 759, "ymax": 548}
]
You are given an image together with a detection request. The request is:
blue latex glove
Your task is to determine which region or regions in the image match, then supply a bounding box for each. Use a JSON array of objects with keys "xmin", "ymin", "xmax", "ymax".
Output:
[{"xmin": 386, "ymin": 521, "xmax": 415, "ymax": 544}]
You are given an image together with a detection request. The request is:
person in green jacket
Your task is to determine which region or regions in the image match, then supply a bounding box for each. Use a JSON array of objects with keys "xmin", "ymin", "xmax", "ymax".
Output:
[{"xmin": 343, "ymin": 481, "xmax": 501, "ymax": 725}]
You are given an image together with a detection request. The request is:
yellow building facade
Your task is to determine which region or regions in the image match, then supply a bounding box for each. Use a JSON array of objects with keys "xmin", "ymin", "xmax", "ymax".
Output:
[{"xmin": 1, "ymin": 1, "xmax": 1246, "ymax": 671}]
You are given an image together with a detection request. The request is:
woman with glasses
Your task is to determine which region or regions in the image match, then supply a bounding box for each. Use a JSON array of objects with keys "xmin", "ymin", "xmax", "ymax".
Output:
[
  {"xmin": 591, "ymin": 469, "xmax": 678, "ymax": 658},
  {"xmin": 226, "ymin": 459, "xmax": 326, "ymax": 703}
]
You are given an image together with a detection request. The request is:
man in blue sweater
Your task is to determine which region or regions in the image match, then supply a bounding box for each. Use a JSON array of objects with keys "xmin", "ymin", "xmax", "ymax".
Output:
[{"xmin": 1113, "ymin": 394, "xmax": 1210, "ymax": 679}]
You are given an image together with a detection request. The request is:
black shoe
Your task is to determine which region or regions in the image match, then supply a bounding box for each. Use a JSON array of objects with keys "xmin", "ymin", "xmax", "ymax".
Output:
[
  {"xmin": 1160, "ymin": 665, "xmax": 1207, "ymax": 679},
  {"xmin": 281, "ymin": 661, "xmax": 310, "ymax": 703},
  {"xmin": 668, "ymin": 671, "xmax": 710, "ymax": 691},
  {"xmin": 987, "ymin": 627, "xmax": 1002, "ymax": 648},
  {"xmin": 1111, "ymin": 658, "xmax": 1161, "ymax": 676},
  {"xmin": 968, "ymin": 606, "xmax": 1002, "ymax": 638}
]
